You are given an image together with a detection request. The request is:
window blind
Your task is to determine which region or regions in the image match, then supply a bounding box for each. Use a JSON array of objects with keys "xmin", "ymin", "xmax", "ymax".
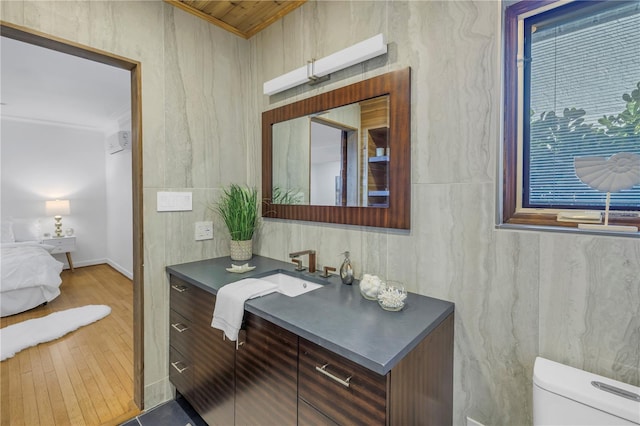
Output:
[{"xmin": 524, "ymin": 1, "xmax": 640, "ymax": 210}]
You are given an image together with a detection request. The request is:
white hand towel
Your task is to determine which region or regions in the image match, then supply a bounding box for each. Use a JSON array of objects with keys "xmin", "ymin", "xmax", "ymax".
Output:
[{"xmin": 211, "ymin": 278, "xmax": 278, "ymax": 341}]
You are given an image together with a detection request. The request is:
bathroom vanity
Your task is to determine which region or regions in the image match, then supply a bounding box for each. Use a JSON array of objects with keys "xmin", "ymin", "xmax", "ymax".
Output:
[{"xmin": 166, "ymin": 255, "xmax": 454, "ymax": 425}]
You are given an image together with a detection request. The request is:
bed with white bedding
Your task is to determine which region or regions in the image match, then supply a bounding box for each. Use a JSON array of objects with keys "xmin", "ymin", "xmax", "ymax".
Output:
[{"xmin": 1, "ymin": 220, "xmax": 64, "ymax": 317}]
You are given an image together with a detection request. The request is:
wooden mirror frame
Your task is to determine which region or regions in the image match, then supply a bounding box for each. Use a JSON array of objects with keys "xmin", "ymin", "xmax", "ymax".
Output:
[{"xmin": 262, "ymin": 68, "xmax": 411, "ymax": 229}]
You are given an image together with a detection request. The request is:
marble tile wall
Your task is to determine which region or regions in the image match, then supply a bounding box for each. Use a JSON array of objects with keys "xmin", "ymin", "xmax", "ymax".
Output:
[
  {"xmin": 2, "ymin": 0, "xmax": 638, "ymax": 423},
  {"xmin": 152, "ymin": 4, "xmax": 252, "ymax": 406},
  {"xmin": 250, "ymin": 1, "xmax": 640, "ymax": 425},
  {"xmin": 539, "ymin": 235, "xmax": 640, "ymax": 386}
]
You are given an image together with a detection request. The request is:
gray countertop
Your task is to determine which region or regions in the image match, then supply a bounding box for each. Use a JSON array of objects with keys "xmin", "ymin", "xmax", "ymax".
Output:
[{"xmin": 166, "ymin": 255, "xmax": 454, "ymax": 375}]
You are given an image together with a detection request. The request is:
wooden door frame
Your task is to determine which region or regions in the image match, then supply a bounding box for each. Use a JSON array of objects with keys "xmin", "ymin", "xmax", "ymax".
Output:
[{"xmin": 0, "ymin": 21, "xmax": 145, "ymax": 409}]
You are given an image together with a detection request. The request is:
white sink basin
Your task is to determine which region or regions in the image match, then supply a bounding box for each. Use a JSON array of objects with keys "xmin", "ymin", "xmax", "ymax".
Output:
[{"xmin": 259, "ymin": 273, "xmax": 323, "ymax": 297}]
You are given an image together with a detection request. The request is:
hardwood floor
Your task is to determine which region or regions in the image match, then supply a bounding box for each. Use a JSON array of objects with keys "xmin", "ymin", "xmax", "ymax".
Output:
[{"xmin": 1, "ymin": 264, "xmax": 140, "ymax": 426}]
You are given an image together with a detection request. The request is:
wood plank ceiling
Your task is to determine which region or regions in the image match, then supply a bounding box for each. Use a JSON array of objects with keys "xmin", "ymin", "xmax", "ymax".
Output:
[{"xmin": 165, "ymin": 1, "xmax": 306, "ymax": 39}]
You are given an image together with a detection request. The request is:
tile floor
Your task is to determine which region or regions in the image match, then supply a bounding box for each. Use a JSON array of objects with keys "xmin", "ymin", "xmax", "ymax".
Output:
[{"xmin": 121, "ymin": 396, "xmax": 207, "ymax": 426}]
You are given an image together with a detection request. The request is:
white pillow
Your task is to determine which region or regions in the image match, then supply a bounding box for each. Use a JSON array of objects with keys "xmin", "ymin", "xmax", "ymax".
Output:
[
  {"xmin": 1, "ymin": 221, "xmax": 15, "ymax": 243},
  {"xmin": 12, "ymin": 218, "xmax": 41, "ymax": 242}
]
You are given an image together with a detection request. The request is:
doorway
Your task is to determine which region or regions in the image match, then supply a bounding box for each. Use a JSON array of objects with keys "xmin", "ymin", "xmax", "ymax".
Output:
[{"xmin": 0, "ymin": 22, "xmax": 144, "ymax": 409}]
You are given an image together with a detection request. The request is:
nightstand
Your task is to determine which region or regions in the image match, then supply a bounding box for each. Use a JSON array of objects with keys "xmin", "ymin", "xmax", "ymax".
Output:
[{"xmin": 43, "ymin": 236, "xmax": 76, "ymax": 271}]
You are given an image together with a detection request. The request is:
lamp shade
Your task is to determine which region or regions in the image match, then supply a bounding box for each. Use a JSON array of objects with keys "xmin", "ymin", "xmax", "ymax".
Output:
[{"xmin": 46, "ymin": 199, "xmax": 70, "ymax": 216}]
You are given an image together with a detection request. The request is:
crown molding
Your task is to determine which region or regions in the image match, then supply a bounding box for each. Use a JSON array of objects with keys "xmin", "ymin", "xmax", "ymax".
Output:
[{"xmin": 1, "ymin": 114, "xmax": 115, "ymax": 133}]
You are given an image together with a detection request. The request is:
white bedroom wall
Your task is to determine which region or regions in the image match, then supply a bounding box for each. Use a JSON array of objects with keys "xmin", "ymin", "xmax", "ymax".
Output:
[
  {"xmin": 105, "ymin": 120, "xmax": 133, "ymax": 279},
  {"xmin": 0, "ymin": 118, "xmax": 108, "ymax": 268}
]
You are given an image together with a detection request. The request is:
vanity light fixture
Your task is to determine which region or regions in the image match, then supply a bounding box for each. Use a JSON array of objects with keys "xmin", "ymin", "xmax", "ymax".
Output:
[{"xmin": 263, "ymin": 33, "xmax": 388, "ymax": 96}]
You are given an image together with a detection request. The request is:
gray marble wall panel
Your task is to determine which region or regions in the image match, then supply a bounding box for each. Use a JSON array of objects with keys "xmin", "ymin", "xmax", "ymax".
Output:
[
  {"xmin": 164, "ymin": 7, "xmax": 249, "ymax": 189},
  {"xmin": 404, "ymin": 1, "xmax": 497, "ymax": 185},
  {"xmin": 163, "ymin": 188, "xmax": 228, "ymax": 266},
  {"xmin": 142, "ymin": 187, "xmax": 170, "ymax": 396},
  {"xmin": 401, "ymin": 182, "xmax": 539, "ymax": 424},
  {"xmin": 539, "ymin": 234, "xmax": 640, "ymax": 386}
]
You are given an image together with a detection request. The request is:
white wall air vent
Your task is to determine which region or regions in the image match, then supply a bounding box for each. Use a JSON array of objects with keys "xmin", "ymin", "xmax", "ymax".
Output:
[{"xmin": 108, "ymin": 130, "xmax": 131, "ymax": 154}]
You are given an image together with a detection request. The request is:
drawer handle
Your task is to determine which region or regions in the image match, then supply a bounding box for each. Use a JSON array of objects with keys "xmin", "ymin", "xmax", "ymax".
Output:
[
  {"xmin": 171, "ymin": 361, "xmax": 188, "ymax": 374},
  {"xmin": 171, "ymin": 284, "xmax": 188, "ymax": 293},
  {"xmin": 171, "ymin": 323, "xmax": 189, "ymax": 333},
  {"xmin": 315, "ymin": 363, "xmax": 352, "ymax": 388}
]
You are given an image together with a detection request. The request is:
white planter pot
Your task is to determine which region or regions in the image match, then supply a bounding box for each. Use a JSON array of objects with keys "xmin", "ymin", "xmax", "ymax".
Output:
[{"xmin": 230, "ymin": 239, "xmax": 252, "ymax": 261}]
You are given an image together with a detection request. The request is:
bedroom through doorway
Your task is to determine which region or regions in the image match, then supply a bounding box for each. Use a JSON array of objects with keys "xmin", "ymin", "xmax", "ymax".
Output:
[{"xmin": 0, "ymin": 22, "xmax": 144, "ymax": 422}]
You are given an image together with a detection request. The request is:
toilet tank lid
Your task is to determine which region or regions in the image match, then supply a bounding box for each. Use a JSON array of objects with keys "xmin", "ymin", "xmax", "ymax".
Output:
[{"xmin": 534, "ymin": 357, "xmax": 640, "ymax": 424}]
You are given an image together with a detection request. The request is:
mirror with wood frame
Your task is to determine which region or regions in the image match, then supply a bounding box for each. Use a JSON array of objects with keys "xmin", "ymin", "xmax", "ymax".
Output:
[{"xmin": 262, "ymin": 68, "xmax": 411, "ymax": 229}]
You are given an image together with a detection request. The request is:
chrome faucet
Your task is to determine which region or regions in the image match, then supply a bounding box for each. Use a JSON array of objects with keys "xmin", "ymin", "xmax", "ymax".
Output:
[{"xmin": 289, "ymin": 250, "xmax": 316, "ymax": 273}]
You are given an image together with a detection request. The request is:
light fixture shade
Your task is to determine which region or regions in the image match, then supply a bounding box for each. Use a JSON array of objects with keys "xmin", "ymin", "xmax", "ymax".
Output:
[
  {"xmin": 263, "ymin": 33, "xmax": 388, "ymax": 96},
  {"xmin": 46, "ymin": 199, "xmax": 70, "ymax": 216},
  {"xmin": 263, "ymin": 66, "xmax": 309, "ymax": 97},
  {"xmin": 313, "ymin": 34, "xmax": 387, "ymax": 77}
]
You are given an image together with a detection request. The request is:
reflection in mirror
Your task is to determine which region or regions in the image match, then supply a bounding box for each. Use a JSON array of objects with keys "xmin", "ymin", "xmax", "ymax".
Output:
[
  {"xmin": 271, "ymin": 96, "xmax": 389, "ymax": 207},
  {"xmin": 272, "ymin": 116, "xmax": 309, "ymax": 204},
  {"xmin": 310, "ymin": 118, "xmax": 358, "ymax": 206}
]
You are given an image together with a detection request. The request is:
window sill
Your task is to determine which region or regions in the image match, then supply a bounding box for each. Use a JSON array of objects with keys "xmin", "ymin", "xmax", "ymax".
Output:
[{"xmin": 498, "ymin": 218, "xmax": 639, "ymax": 239}]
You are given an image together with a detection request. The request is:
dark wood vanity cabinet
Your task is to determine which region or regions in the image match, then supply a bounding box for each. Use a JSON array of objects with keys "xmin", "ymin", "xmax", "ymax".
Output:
[
  {"xmin": 169, "ymin": 276, "xmax": 234, "ymax": 426},
  {"xmin": 298, "ymin": 313, "xmax": 454, "ymax": 426},
  {"xmin": 235, "ymin": 312, "xmax": 298, "ymax": 425},
  {"xmin": 169, "ymin": 276, "xmax": 298, "ymax": 425},
  {"xmin": 169, "ymin": 274, "xmax": 454, "ymax": 426},
  {"xmin": 299, "ymin": 339, "xmax": 387, "ymax": 425}
]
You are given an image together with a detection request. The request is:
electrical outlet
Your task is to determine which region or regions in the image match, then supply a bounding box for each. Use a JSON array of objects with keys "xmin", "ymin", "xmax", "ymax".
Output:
[{"xmin": 195, "ymin": 221, "xmax": 213, "ymax": 241}]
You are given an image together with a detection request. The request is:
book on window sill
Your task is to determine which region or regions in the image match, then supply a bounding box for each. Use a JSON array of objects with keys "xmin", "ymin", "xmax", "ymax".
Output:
[{"xmin": 556, "ymin": 211, "xmax": 602, "ymax": 223}]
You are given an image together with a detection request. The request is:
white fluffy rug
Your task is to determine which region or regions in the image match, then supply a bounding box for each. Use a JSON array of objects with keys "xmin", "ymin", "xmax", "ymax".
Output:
[{"xmin": 1, "ymin": 304, "xmax": 111, "ymax": 361}]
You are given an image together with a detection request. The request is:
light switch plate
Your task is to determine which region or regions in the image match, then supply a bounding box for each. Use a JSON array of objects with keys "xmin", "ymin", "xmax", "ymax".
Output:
[
  {"xmin": 157, "ymin": 191, "xmax": 192, "ymax": 212},
  {"xmin": 195, "ymin": 221, "xmax": 213, "ymax": 240}
]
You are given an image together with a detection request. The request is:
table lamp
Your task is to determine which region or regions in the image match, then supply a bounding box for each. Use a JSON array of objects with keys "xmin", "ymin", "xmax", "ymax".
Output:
[{"xmin": 45, "ymin": 199, "xmax": 71, "ymax": 237}]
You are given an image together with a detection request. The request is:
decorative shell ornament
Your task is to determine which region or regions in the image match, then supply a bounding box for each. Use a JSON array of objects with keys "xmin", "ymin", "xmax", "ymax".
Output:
[
  {"xmin": 574, "ymin": 152, "xmax": 640, "ymax": 192},
  {"xmin": 574, "ymin": 152, "xmax": 640, "ymax": 232}
]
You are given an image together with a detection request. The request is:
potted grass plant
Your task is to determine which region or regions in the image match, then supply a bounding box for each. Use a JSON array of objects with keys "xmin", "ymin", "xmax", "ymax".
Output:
[{"xmin": 214, "ymin": 184, "xmax": 259, "ymax": 261}]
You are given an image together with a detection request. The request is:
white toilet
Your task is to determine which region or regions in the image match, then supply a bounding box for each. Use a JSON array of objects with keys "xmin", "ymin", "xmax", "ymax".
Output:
[{"xmin": 533, "ymin": 357, "xmax": 640, "ymax": 425}]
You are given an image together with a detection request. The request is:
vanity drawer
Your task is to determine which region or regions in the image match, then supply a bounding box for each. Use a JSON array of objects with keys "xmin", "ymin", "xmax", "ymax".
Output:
[
  {"xmin": 169, "ymin": 346, "xmax": 192, "ymax": 396},
  {"xmin": 299, "ymin": 339, "xmax": 387, "ymax": 425},
  {"xmin": 170, "ymin": 276, "xmax": 215, "ymax": 323},
  {"xmin": 298, "ymin": 398, "xmax": 339, "ymax": 426},
  {"xmin": 170, "ymin": 276, "xmax": 197, "ymax": 319},
  {"xmin": 169, "ymin": 309, "xmax": 193, "ymax": 357}
]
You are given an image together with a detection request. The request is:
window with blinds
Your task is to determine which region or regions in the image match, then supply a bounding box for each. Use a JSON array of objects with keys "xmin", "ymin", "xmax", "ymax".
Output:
[{"xmin": 522, "ymin": 1, "xmax": 640, "ymax": 210}]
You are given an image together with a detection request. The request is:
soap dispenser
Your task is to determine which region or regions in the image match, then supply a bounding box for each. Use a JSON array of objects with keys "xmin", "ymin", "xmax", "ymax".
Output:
[{"xmin": 340, "ymin": 251, "xmax": 354, "ymax": 285}]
